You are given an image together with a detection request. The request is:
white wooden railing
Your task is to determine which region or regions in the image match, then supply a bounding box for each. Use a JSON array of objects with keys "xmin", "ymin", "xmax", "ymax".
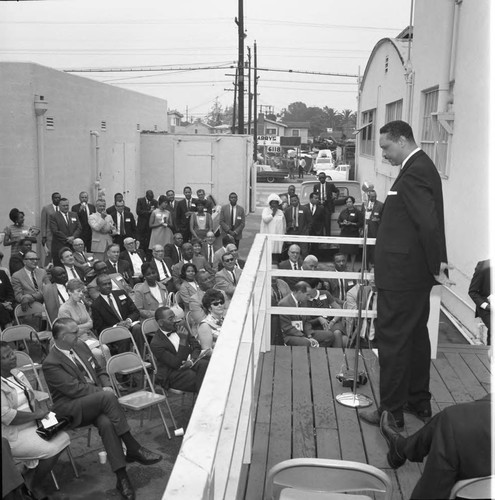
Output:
[{"xmin": 162, "ymin": 233, "xmax": 440, "ymax": 499}]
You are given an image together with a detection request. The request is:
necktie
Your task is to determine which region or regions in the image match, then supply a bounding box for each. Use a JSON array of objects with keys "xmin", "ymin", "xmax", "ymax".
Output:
[
  {"xmin": 187, "ymin": 200, "xmax": 190, "ymax": 210},
  {"xmin": 311, "ymin": 205, "xmax": 315, "ymax": 216},
  {"xmin": 31, "ymin": 271, "xmax": 38, "ymax": 291},
  {"xmin": 231, "ymin": 271, "xmax": 237, "ymax": 285},
  {"xmin": 120, "ymin": 213, "xmax": 125, "ymax": 235},
  {"xmin": 81, "ymin": 252, "xmax": 88, "ymax": 263},
  {"xmin": 69, "ymin": 267, "xmax": 78, "ymax": 279},
  {"xmin": 208, "ymin": 245, "xmax": 213, "ymax": 265},
  {"xmin": 230, "ymin": 207, "xmax": 235, "ymax": 229},
  {"xmin": 322, "ymin": 183, "xmax": 326, "ymax": 202},
  {"xmin": 293, "ymin": 262, "xmax": 298, "ymax": 271},
  {"xmin": 64, "ymin": 213, "xmax": 70, "ymax": 226},
  {"xmin": 177, "ymin": 248, "xmax": 182, "ymax": 261},
  {"xmin": 106, "ymin": 294, "xmax": 123, "ymax": 320},
  {"xmin": 161, "ymin": 261, "xmax": 169, "ymax": 278},
  {"xmin": 69, "ymin": 350, "xmax": 94, "ymax": 384},
  {"xmin": 339, "ymin": 278, "xmax": 345, "ymax": 301}
]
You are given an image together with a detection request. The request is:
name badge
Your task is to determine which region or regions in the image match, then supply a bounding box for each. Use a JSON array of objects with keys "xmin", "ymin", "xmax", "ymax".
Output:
[
  {"xmin": 298, "ymin": 210, "xmax": 304, "ymax": 214},
  {"xmin": 348, "ymin": 281, "xmax": 354, "ymax": 286},
  {"xmin": 125, "ymin": 218, "xmax": 131, "ymax": 222},
  {"xmin": 237, "ymin": 216, "xmax": 242, "ymax": 219},
  {"xmin": 387, "ymin": 191, "xmax": 397, "ymax": 196},
  {"xmin": 118, "ymin": 295, "xmax": 126, "ymax": 301},
  {"xmin": 291, "ymin": 320, "xmax": 303, "ymax": 331},
  {"xmin": 71, "ymin": 217, "xmax": 77, "ymax": 222},
  {"xmin": 191, "ymin": 203, "xmax": 196, "ymax": 208}
]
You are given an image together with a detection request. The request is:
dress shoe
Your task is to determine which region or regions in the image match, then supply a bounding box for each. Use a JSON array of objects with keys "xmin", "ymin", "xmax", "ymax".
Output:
[
  {"xmin": 403, "ymin": 403, "xmax": 432, "ymax": 422},
  {"xmin": 380, "ymin": 411, "xmax": 406, "ymax": 469},
  {"xmin": 126, "ymin": 446, "xmax": 162, "ymax": 465},
  {"xmin": 116, "ymin": 473, "xmax": 135, "ymax": 500},
  {"xmin": 359, "ymin": 409, "xmax": 404, "ymax": 429}
]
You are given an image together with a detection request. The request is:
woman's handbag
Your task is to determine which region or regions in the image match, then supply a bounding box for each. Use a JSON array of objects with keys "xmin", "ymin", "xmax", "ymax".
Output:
[{"xmin": 36, "ymin": 416, "xmax": 72, "ymax": 441}]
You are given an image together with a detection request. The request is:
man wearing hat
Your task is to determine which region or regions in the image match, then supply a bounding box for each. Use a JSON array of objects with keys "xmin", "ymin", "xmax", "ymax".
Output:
[{"xmin": 120, "ymin": 238, "xmax": 146, "ymax": 281}]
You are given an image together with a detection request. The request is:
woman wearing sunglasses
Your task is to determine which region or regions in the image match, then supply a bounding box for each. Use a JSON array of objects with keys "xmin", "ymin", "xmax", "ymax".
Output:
[{"xmin": 197, "ymin": 289, "xmax": 225, "ymax": 353}]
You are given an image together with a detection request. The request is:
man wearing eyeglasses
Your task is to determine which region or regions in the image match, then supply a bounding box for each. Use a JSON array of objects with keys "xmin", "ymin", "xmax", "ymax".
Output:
[
  {"xmin": 11, "ymin": 251, "xmax": 50, "ymax": 311},
  {"xmin": 215, "ymin": 252, "xmax": 242, "ymax": 299}
]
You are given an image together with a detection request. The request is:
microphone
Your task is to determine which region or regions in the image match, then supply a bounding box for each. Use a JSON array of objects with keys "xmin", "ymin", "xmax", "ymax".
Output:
[{"xmin": 361, "ymin": 181, "xmax": 374, "ymax": 193}]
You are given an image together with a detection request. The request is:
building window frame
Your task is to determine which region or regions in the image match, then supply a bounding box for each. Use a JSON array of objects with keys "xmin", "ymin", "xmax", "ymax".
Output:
[
  {"xmin": 359, "ymin": 108, "xmax": 375, "ymax": 157},
  {"xmin": 385, "ymin": 99, "xmax": 403, "ymax": 123},
  {"xmin": 291, "ymin": 129, "xmax": 300, "ymax": 137},
  {"xmin": 266, "ymin": 127, "xmax": 277, "ymax": 135}
]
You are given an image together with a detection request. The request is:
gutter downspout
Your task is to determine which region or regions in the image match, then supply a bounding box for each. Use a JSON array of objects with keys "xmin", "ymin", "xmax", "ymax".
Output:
[
  {"xmin": 90, "ymin": 130, "xmax": 100, "ymax": 202},
  {"xmin": 34, "ymin": 95, "xmax": 48, "ymax": 255},
  {"xmin": 404, "ymin": 0, "xmax": 415, "ymax": 123}
]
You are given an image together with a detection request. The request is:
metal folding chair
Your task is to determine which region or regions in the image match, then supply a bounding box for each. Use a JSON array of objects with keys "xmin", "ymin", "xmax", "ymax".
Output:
[
  {"xmin": 265, "ymin": 458, "xmax": 392, "ymax": 500},
  {"xmin": 1, "ymin": 324, "xmax": 48, "ymax": 360},
  {"xmin": 14, "ymin": 350, "xmax": 51, "ymax": 404},
  {"xmin": 449, "ymin": 475, "xmax": 493, "ymax": 499},
  {"xmin": 14, "ymin": 303, "xmax": 52, "ymax": 341},
  {"xmin": 99, "ymin": 326, "xmax": 151, "ymax": 369}
]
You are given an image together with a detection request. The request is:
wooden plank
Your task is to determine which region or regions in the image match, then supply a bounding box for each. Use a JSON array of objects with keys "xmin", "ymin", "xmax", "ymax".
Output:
[
  {"xmin": 432, "ymin": 357, "xmax": 473, "ymax": 403},
  {"xmin": 292, "ymin": 347, "xmax": 316, "ymax": 458},
  {"xmin": 438, "ymin": 344, "xmax": 490, "ymax": 355},
  {"xmin": 443, "ymin": 352, "xmax": 487, "ymax": 400},
  {"xmin": 309, "ymin": 348, "xmax": 340, "ymax": 459},
  {"xmin": 326, "ymin": 348, "xmax": 367, "ymax": 463},
  {"xmin": 244, "ymin": 352, "xmax": 274, "ymax": 500},
  {"xmin": 429, "ymin": 362, "xmax": 455, "ymax": 405},
  {"xmin": 265, "ymin": 347, "xmax": 293, "ymax": 475},
  {"xmin": 478, "ymin": 351, "xmax": 491, "ymax": 371},
  {"xmin": 460, "ymin": 352, "xmax": 491, "ymax": 388}
]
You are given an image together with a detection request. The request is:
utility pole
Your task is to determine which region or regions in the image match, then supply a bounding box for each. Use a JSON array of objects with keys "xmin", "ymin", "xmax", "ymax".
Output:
[
  {"xmin": 236, "ymin": 0, "xmax": 244, "ymax": 134},
  {"xmin": 253, "ymin": 41, "xmax": 258, "ymax": 160},
  {"xmin": 247, "ymin": 46, "xmax": 252, "ymax": 136},
  {"xmin": 232, "ymin": 68, "xmax": 238, "ymax": 134}
]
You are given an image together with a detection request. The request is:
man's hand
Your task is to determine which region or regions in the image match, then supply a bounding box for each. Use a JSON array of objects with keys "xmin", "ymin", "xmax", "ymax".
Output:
[
  {"xmin": 102, "ymin": 386, "xmax": 115, "ymax": 394},
  {"xmin": 180, "ymin": 359, "xmax": 193, "ymax": 370},
  {"xmin": 20, "ymin": 296, "xmax": 33, "ymax": 312},
  {"xmin": 308, "ymin": 338, "xmax": 319, "ymax": 348},
  {"xmin": 1, "ymin": 302, "xmax": 13, "ymax": 311},
  {"xmin": 434, "ymin": 262, "xmax": 455, "ymax": 287},
  {"xmin": 176, "ymin": 325, "xmax": 187, "ymax": 336}
]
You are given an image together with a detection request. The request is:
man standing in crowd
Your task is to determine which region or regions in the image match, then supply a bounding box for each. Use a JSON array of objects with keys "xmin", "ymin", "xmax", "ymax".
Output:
[
  {"xmin": 41, "ymin": 192, "xmax": 61, "ymax": 265},
  {"xmin": 175, "ymin": 186, "xmax": 196, "ymax": 242},
  {"xmin": 135, "ymin": 190, "xmax": 158, "ymax": 254},
  {"xmin": 111, "ymin": 200, "xmax": 136, "ymax": 251},
  {"xmin": 468, "ymin": 259, "xmax": 491, "ymax": 344},
  {"xmin": 49, "ymin": 198, "xmax": 82, "ymax": 266},
  {"xmin": 313, "ymin": 172, "xmax": 340, "ymax": 236},
  {"xmin": 71, "ymin": 191, "xmax": 96, "ymax": 253},
  {"xmin": 360, "ymin": 120, "xmax": 450, "ymax": 429},
  {"xmin": 219, "ymin": 192, "xmax": 245, "ymax": 250},
  {"xmin": 361, "ymin": 189, "xmax": 383, "ymax": 268}
]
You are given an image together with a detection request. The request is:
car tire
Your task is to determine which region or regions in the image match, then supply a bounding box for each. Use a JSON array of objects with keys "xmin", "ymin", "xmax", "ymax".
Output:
[{"xmin": 266, "ymin": 176, "xmax": 275, "ymax": 183}]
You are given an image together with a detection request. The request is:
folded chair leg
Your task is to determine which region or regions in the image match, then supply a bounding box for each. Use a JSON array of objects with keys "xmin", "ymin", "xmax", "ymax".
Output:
[
  {"xmin": 50, "ymin": 470, "xmax": 60, "ymax": 490},
  {"xmin": 157, "ymin": 404, "xmax": 172, "ymax": 440},
  {"xmin": 163, "ymin": 393, "xmax": 178, "ymax": 430},
  {"xmin": 66, "ymin": 446, "xmax": 79, "ymax": 478}
]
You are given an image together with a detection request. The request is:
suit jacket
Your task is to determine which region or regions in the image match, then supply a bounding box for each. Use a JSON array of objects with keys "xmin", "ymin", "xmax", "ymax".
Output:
[
  {"xmin": 49, "ymin": 211, "xmax": 82, "ymax": 258},
  {"xmin": 313, "ymin": 181, "xmax": 340, "ymax": 212},
  {"xmin": 284, "ymin": 204, "xmax": 312, "ymax": 235},
  {"xmin": 71, "ymin": 203, "xmax": 96, "ymax": 241},
  {"xmin": 106, "ymin": 205, "xmax": 131, "ymax": 217},
  {"xmin": 88, "ymin": 213, "xmax": 114, "ymax": 254},
  {"xmin": 361, "ymin": 200, "xmax": 384, "ymax": 238},
  {"xmin": 164, "ymin": 243, "xmax": 182, "ymax": 265},
  {"xmin": 150, "ymin": 328, "xmax": 202, "ymax": 388},
  {"xmin": 110, "ymin": 210, "xmax": 136, "ymax": 244},
  {"xmin": 212, "ymin": 247, "xmax": 227, "ymax": 272},
  {"xmin": 175, "ymin": 198, "xmax": 197, "ymax": 233},
  {"xmin": 133, "ymin": 281, "xmax": 170, "ymax": 319},
  {"xmin": 40, "ymin": 204, "xmax": 56, "ymax": 246},
  {"xmin": 271, "ymin": 278, "xmax": 291, "ymax": 306},
  {"xmin": 105, "ymin": 259, "xmax": 133, "ymax": 285},
  {"xmin": 375, "ymin": 149, "xmax": 447, "ymax": 291},
  {"xmin": 91, "ymin": 290, "xmax": 140, "ymax": 334},
  {"xmin": 468, "ymin": 259, "xmax": 491, "ymax": 318},
  {"xmin": 219, "ymin": 204, "xmax": 246, "ymax": 240},
  {"xmin": 278, "ymin": 258, "xmax": 304, "ymax": 288},
  {"xmin": 149, "ymin": 258, "xmax": 176, "ymax": 292},
  {"xmin": 135, "ymin": 196, "xmax": 158, "ymax": 234},
  {"xmin": 119, "ymin": 249, "xmax": 146, "ymax": 276},
  {"xmin": 9, "ymin": 251, "xmax": 27, "ymax": 276},
  {"xmin": 11, "ymin": 267, "xmax": 50, "ymax": 303},
  {"xmin": 0, "ymin": 270, "xmax": 14, "ymax": 322},
  {"xmin": 42, "ymin": 340, "xmax": 111, "ymax": 427},
  {"xmin": 214, "ymin": 267, "xmax": 242, "ymax": 299},
  {"xmin": 73, "ymin": 251, "xmax": 94, "ymax": 278},
  {"xmin": 202, "ymin": 242, "xmax": 219, "ymax": 266},
  {"xmin": 328, "ymin": 274, "xmax": 356, "ymax": 304},
  {"xmin": 305, "ymin": 203, "xmax": 326, "ymax": 235},
  {"xmin": 278, "ymin": 293, "xmax": 309, "ymax": 339},
  {"xmin": 42, "ymin": 282, "xmax": 67, "ymax": 324}
]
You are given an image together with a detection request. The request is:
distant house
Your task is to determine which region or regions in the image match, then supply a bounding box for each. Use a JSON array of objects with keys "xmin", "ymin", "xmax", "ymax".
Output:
[
  {"xmin": 357, "ymin": 0, "xmax": 490, "ymax": 341},
  {"xmin": 167, "ymin": 110, "xmax": 183, "ymax": 133},
  {"xmin": 282, "ymin": 121, "xmax": 310, "ymax": 144}
]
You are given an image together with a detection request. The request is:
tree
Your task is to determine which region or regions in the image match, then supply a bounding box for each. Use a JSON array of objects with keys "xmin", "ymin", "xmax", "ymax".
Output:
[{"xmin": 206, "ymin": 98, "xmax": 224, "ymax": 127}]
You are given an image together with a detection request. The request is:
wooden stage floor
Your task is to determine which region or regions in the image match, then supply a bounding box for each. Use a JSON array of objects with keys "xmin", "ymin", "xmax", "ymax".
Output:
[{"xmin": 243, "ymin": 344, "xmax": 491, "ymax": 500}]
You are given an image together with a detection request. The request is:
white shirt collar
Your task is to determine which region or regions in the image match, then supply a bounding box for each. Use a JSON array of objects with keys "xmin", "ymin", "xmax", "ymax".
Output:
[{"xmin": 401, "ymin": 147, "xmax": 421, "ymax": 169}]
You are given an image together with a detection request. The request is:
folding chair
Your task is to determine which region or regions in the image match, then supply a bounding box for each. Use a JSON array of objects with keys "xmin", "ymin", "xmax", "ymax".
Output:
[
  {"xmin": 14, "ymin": 303, "xmax": 52, "ymax": 341},
  {"xmin": 106, "ymin": 352, "xmax": 174, "ymax": 439},
  {"xmin": 265, "ymin": 458, "xmax": 392, "ymax": 500},
  {"xmin": 1, "ymin": 325, "xmax": 48, "ymax": 360},
  {"xmin": 449, "ymin": 475, "xmax": 493, "ymax": 499},
  {"xmin": 99, "ymin": 326, "xmax": 151, "ymax": 369},
  {"xmin": 168, "ymin": 291, "xmax": 176, "ymax": 306},
  {"xmin": 14, "ymin": 350, "xmax": 51, "ymax": 404},
  {"xmin": 185, "ymin": 311, "xmax": 198, "ymax": 337}
]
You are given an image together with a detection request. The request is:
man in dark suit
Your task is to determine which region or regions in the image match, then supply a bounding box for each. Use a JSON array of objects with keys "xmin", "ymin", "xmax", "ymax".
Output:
[
  {"xmin": 135, "ymin": 190, "xmax": 158, "ymax": 254},
  {"xmin": 283, "ymin": 194, "xmax": 311, "ymax": 258},
  {"xmin": 41, "ymin": 191, "xmax": 61, "ymax": 265},
  {"xmin": 150, "ymin": 306, "xmax": 209, "ymax": 393},
  {"xmin": 59, "ymin": 247, "xmax": 86, "ymax": 282},
  {"xmin": 120, "ymin": 237, "xmax": 146, "ymax": 280},
  {"xmin": 8, "ymin": 238, "xmax": 33, "ymax": 276},
  {"xmin": 49, "ymin": 198, "xmax": 82, "ymax": 266},
  {"xmin": 164, "ymin": 233, "xmax": 184, "ymax": 265},
  {"xmin": 327, "ymin": 253, "xmax": 356, "ymax": 307},
  {"xmin": 91, "ymin": 274, "xmax": 143, "ymax": 355},
  {"xmin": 360, "ymin": 120, "xmax": 449, "ymax": 429},
  {"xmin": 111, "ymin": 201, "xmax": 137, "ymax": 251},
  {"xmin": 361, "ymin": 189, "xmax": 384, "ymax": 268},
  {"xmin": 71, "ymin": 191, "xmax": 96, "ymax": 252},
  {"xmin": 0, "ymin": 268, "xmax": 14, "ymax": 328},
  {"xmin": 380, "ymin": 395, "xmax": 490, "ymax": 499},
  {"xmin": 313, "ymin": 172, "xmax": 340, "ymax": 236},
  {"xmin": 278, "ymin": 244, "xmax": 304, "ymax": 288},
  {"xmin": 218, "ymin": 192, "xmax": 246, "ymax": 249},
  {"xmin": 105, "ymin": 244, "xmax": 134, "ymax": 286},
  {"xmin": 305, "ymin": 192, "xmax": 326, "ymax": 254},
  {"xmin": 468, "ymin": 259, "xmax": 491, "ymax": 344},
  {"xmin": 42, "ymin": 317, "xmax": 161, "ymax": 500},
  {"xmin": 202, "ymin": 231, "xmax": 219, "ymax": 269},
  {"xmin": 174, "ymin": 186, "xmax": 197, "ymax": 242},
  {"xmin": 149, "ymin": 244, "xmax": 175, "ymax": 292},
  {"xmin": 106, "ymin": 193, "xmax": 131, "ymax": 217},
  {"xmin": 42, "ymin": 266, "xmax": 69, "ymax": 324}
]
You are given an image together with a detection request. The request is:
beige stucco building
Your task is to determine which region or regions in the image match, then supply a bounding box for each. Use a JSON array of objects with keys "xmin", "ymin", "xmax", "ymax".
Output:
[{"xmin": 356, "ymin": 0, "xmax": 490, "ymax": 341}]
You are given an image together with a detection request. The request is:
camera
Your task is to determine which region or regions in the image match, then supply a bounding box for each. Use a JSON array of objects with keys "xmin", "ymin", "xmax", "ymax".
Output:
[{"xmin": 336, "ymin": 369, "xmax": 368, "ymax": 388}]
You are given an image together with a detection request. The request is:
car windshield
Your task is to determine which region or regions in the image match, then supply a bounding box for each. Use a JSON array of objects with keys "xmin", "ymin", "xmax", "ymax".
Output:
[{"xmin": 316, "ymin": 158, "xmax": 332, "ymax": 164}]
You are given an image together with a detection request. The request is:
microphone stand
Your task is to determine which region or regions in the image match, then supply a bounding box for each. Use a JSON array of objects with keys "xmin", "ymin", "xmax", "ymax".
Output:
[{"xmin": 336, "ymin": 189, "xmax": 373, "ymax": 408}]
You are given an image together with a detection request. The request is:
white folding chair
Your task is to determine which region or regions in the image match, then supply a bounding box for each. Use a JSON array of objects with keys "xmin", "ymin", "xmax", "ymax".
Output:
[
  {"xmin": 99, "ymin": 326, "xmax": 151, "ymax": 370},
  {"xmin": 14, "ymin": 350, "xmax": 51, "ymax": 404},
  {"xmin": 449, "ymin": 475, "xmax": 493, "ymax": 499},
  {"xmin": 106, "ymin": 352, "xmax": 174, "ymax": 439},
  {"xmin": 14, "ymin": 303, "xmax": 52, "ymax": 341},
  {"xmin": 265, "ymin": 458, "xmax": 392, "ymax": 500},
  {"xmin": 1, "ymin": 324, "xmax": 48, "ymax": 360}
]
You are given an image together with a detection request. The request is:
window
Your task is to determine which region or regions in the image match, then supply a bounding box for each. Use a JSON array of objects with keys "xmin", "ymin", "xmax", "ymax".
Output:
[
  {"xmin": 360, "ymin": 109, "xmax": 375, "ymax": 156},
  {"xmin": 266, "ymin": 127, "xmax": 276, "ymax": 135},
  {"xmin": 136, "ymin": 124, "xmax": 140, "ymax": 131},
  {"xmin": 420, "ymin": 88, "xmax": 449, "ymax": 175},
  {"xmin": 385, "ymin": 99, "xmax": 403, "ymax": 122},
  {"xmin": 291, "ymin": 129, "xmax": 300, "ymax": 137},
  {"xmin": 46, "ymin": 117, "xmax": 54, "ymax": 130},
  {"xmin": 385, "ymin": 55, "xmax": 389, "ymax": 74},
  {"xmin": 101, "ymin": 121, "xmax": 107, "ymax": 131}
]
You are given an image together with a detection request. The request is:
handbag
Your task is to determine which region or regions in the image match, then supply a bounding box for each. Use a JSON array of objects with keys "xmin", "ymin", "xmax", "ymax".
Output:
[{"xmin": 36, "ymin": 416, "xmax": 72, "ymax": 441}]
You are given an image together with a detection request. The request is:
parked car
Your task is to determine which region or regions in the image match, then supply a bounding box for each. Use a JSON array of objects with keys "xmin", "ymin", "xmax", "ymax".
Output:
[
  {"xmin": 256, "ymin": 164, "xmax": 288, "ymax": 183},
  {"xmin": 299, "ymin": 180, "xmax": 363, "ymax": 236},
  {"xmin": 315, "ymin": 164, "xmax": 350, "ymax": 181}
]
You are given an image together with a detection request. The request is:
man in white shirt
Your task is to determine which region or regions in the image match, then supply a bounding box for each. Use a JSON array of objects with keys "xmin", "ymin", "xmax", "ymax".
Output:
[
  {"xmin": 150, "ymin": 244, "xmax": 175, "ymax": 292},
  {"xmin": 120, "ymin": 238, "xmax": 145, "ymax": 280},
  {"xmin": 59, "ymin": 247, "xmax": 85, "ymax": 282}
]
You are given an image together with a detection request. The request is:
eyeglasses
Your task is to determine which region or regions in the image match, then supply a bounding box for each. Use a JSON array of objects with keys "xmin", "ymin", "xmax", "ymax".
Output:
[
  {"xmin": 211, "ymin": 300, "xmax": 225, "ymax": 306},
  {"xmin": 223, "ymin": 258, "xmax": 234, "ymax": 263}
]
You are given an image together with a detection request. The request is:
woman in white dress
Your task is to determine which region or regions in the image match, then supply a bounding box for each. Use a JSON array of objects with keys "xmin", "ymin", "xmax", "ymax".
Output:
[
  {"xmin": 88, "ymin": 199, "xmax": 115, "ymax": 262},
  {"xmin": 260, "ymin": 193, "xmax": 286, "ymax": 257},
  {"xmin": 149, "ymin": 195, "xmax": 173, "ymax": 249}
]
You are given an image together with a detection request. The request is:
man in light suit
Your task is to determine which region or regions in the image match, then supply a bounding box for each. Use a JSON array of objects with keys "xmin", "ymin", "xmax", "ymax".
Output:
[
  {"xmin": 49, "ymin": 198, "xmax": 82, "ymax": 267},
  {"xmin": 135, "ymin": 190, "xmax": 158, "ymax": 254},
  {"xmin": 11, "ymin": 251, "xmax": 50, "ymax": 311},
  {"xmin": 360, "ymin": 120, "xmax": 449, "ymax": 430},
  {"xmin": 42, "ymin": 318, "xmax": 162, "ymax": 500},
  {"xmin": 278, "ymin": 244, "xmax": 304, "ymax": 288},
  {"xmin": 151, "ymin": 307, "xmax": 209, "ymax": 392},
  {"xmin": 212, "ymin": 234, "xmax": 235, "ymax": 272},
  {"xmin": 71, "ymin": 191, "xmax": 96, "ymax": 253},
  {"xmin": 40, "ymin": 192, "xmax": 61, "ymax": 265},
  {"xmin": 214, "ymin": 252, "xmax": 242, "ymax": 299},
  {"xmin": 468, "ymin": 259, "xmax": 491, "ymax": 344},
  {"xmin": 219, "ymin": 192, "xmax": 245, "ymax": 249}
]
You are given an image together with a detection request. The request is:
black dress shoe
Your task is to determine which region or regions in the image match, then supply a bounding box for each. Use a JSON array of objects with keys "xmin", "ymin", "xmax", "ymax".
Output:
[
  {"xmin": 126, "ymin": 446, "xmax": 162, "ymax": 465},
  {"xmin": 116, "ymin": 474, "xmax": 136, "ymax": 500},
  {"xmin": 359, "ymin": 409, "xmax": 404, "ymax": 429},
  {"xmin": 403, "ymin": 403, "xmax": 432, "ymax": 422},
  {"xmin": 380, "ymin": 411, "xmax": 406, "ymax": 469}
]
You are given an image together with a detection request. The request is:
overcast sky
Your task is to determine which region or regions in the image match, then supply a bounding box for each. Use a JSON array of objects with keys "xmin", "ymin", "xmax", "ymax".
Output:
[{"xmin": 0, "ymin": 0, "xmax": 413, "ymax": 119}]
